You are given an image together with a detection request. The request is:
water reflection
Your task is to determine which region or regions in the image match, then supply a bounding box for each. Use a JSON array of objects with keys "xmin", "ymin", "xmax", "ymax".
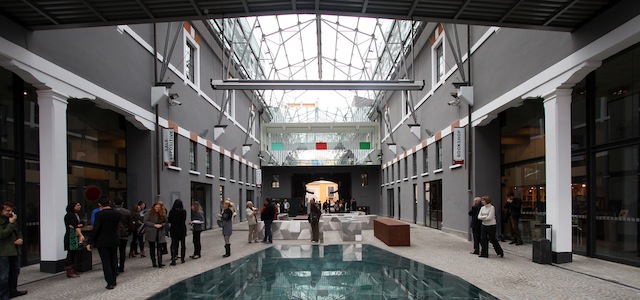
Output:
[{"xmin": 150, "ymin": 244, "xmax": 495, "ymax": 299}]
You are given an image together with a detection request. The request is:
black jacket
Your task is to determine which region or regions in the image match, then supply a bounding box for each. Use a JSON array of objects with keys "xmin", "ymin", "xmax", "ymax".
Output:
[
  {"xmin": 88, "ymin": 208, "xmax": 120, "ymax": 248},
  {"xmin": 468, "ymin": 204, "xmax": 483, "ymax": 229},
  {"xmin": 504, "ymin": 197, "xmax": 522, "ymax": 218},
  {"xmin": 168, "ymin": 209, "xmax": 187, "ymax": 237}
]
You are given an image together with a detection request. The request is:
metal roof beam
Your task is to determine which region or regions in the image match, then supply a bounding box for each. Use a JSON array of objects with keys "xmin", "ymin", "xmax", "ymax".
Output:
[{"xmin": 211, "ymin": 79, "xmax": 425, "ymax": 90}]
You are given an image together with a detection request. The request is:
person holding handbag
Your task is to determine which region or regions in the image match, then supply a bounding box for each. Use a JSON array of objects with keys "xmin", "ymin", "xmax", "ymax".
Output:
[
  {"xmin": 218, "ymin": 200, "xmax": 233, "ymax": 257},
  {"xmin": 62, "ymin": 202, "xmax": 84, "ymax": 278},
  {"xmin": 143, "ymin": 201, "xmax": 167, "ymax": 267}
]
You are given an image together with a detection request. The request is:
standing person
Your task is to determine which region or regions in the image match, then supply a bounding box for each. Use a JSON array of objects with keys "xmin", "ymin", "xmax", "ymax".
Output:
[
  {"xmin": 477, "ymin": 196, "xmax": 504, "ymax": 258},
  {"xmin": 282, "ymin": 199, "xmax": 290, "ymax": 214},
  {"xmin": 350, "ymin": 198, "xmax": 358, "ymax": 212},
  {"xmin": 113, "ymin": 198, "xmax": 132, "ymax": 273},
  {"xmin": 144, "ymin": 201, "xmax": 167, "ymax": 268},
  {"xmin": 0, "ymin": 202, "xmax": 27, "ymax": 299},
  {"xmin": 468, "ymin": 197, "xmax": 483, "ymax": 255},
  {"xmin": 128, "ymin": 205, "xmax": 140, "ymax": 257},
  {"xmin": 245, "ymin": 201, "xmax": 259, "ymax": 243},
  {"xmin": 504, "ymin": 191, "xmax": 523, "ymax": 245},
  {"xmin": 131, "ymin": 201, "xmax": 147, "ymax": 258},
  {"xmin": 218, "ymin": 200, "xmax": 233, "ymax": 257},
  {"xmin": 168, "ymin": 200, "xmax": 187, "ymax": 265},
  {"xmin": 261, "ymin": 198, "xmax": 275, "ymax": 244},
  {"xmin": 189, "ymin": 201, "xmax": 204, "ymax": 259},
  {"xmin": 308, "ymin": 198, "xmax": 322, "ymax": 242},
  {"xmin": 63, "ymin": 201, "xmax": 84, "ymax": 278},
  {"xmin": 85, "ymin": 197, "xmax": 120, "ymax": 290}
]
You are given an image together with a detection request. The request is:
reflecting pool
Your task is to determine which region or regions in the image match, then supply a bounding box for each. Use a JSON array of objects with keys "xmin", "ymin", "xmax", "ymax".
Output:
[{"xmin": 150, "ymin": 244, "xmax": 496, "ymax": 299}]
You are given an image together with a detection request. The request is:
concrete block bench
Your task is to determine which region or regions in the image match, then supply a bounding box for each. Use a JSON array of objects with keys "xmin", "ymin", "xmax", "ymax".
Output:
[{"xmin": 374, "ymin": 218, "xmax": 410, "ymax": 246}]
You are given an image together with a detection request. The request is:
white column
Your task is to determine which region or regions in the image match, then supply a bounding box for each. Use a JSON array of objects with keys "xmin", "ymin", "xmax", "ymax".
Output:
[
  {"xmin": 543, "ymin": 88, "xmax": 573, "ymax": 263},
  {"xmin": 37, "ymin": 89, "xmax": 69, "ymax": 272}
]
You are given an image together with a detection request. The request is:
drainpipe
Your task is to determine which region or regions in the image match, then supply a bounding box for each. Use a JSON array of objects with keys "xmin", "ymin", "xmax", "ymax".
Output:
[
  {"xmin": 154, "ymin": 23, "xmax": 161, "ymax": 196},
  {"xmin": 467, "ymin": 25, "xmax": 473, "ymax": 193}
]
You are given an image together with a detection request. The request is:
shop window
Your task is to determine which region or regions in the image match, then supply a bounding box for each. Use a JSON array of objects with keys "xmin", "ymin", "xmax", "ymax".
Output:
[
  {"xmin": 206, "ymin": 148, "xmax": 212, "ymax": 174},
  {"xmin": 219, "ymin": 153, "xmax": 225, "ymax": 178},
  {"xmin": 412, "ymin": 153, "xmax": 417, "ymax": 176},
  {"xmin": 436, "ymin": 140, "xmax": 442, "ymax": 169},
  {"xmin": 272, "ymin": 175, "xmax": 280, "ymax": 188},
  {"xmin": 184, "ymin": 31, "xmax": 200, "ymax": 86},
  {"xmin": 422, "ymin": 148, "xmax": 428, "ymax": 173}
]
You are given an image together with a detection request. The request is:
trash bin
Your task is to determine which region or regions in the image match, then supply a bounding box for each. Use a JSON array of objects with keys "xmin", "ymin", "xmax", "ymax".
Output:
[{"xmin": 532, "ymin": 224, "xmax": 552, "ymax": 264}]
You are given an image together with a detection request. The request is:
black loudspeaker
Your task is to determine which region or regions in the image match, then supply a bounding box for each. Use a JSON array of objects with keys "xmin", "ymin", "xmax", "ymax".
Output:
[{"xmin": 532, "ymin": 239, "xmax": 552, "ymax": 264}]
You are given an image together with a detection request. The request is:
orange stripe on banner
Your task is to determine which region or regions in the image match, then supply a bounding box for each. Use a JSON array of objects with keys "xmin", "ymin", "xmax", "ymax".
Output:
[
  {"xmin": 452, "ymin": 120, "xmax": 460, "ymax": 129},
  {"xmin": 435, "ymin": 132, "xmax": 442, "ymax": 141},
  {"xmin": 190, "ymin": 132, "xmax": 198, "ymax": 142}
]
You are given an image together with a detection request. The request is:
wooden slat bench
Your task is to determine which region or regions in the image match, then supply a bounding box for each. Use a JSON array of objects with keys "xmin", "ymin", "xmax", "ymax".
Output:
[{"xmin": 374, "ymin": 218, "xmax": 410, "ymax": 246}]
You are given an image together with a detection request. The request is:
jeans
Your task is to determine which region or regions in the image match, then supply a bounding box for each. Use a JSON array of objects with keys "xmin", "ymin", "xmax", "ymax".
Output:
[
  {"xmin": 263, "ymin": 220, "xmax": 273, "ymax": 242},
  {"xmin": 192, "ymin": 231, "xmax": 202, "ymax": 256},
  {"xmin": 0, "ymin": 256, "xmax": 20, "ymax": 300},
  {"xmin": 117, "ymin": 239, "xmax": 128, "ymax": 271}
]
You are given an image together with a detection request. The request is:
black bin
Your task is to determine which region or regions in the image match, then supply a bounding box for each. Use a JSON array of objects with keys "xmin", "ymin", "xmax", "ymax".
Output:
[{"xmin": 532, "ymin": 224, "xmax": 552, "ymax": 265}]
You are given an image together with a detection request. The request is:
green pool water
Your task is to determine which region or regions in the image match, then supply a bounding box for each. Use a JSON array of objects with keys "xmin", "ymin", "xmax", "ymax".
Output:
[{"xmin": 150, "ymin": 244, "xmax": 496, "ymax": 299}]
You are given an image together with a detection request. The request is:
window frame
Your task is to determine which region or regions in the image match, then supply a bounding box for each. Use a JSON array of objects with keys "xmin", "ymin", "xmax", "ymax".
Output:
[{"xmin": 183, "ymin": 29, "xmax": 200, "ymax": 87}]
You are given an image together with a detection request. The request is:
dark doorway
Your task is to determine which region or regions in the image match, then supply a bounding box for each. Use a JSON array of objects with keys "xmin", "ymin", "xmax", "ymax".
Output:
[
  {"xmin": 387, "ymin": 188, "xmax": 395, "ymax": 218},
  {"xmin": 290, "ymin": 171, "xmax": 352, "ymax": 209},
  {"xmin": 427, "ymin": 180, "xmax": 442, "ymax": 229},
  {"xmin": 397, "ymin": 187, "xmax": 401, "ymax": 220},
  {"xmin": 191, "ymin": 182, "xmax": 212, "ymax": 229},
  {"xmin": 413, "ymin": 183, "xmax": 418, "ymax": 224}
]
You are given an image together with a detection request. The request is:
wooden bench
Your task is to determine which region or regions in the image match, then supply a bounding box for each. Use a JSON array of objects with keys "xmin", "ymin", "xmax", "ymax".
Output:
[{"xmin": 374, "ymin": 218, "xmax": 410, "ymax": 246}]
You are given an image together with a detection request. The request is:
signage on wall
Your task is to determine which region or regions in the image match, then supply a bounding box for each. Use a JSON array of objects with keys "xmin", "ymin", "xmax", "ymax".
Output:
[
  {"xmin": 163, "ymin": 128, "xmax": 175, "ymax": 166},
  {"xmin": 452, "ymin": 127, "xmax": 465, "ymax": 165}
]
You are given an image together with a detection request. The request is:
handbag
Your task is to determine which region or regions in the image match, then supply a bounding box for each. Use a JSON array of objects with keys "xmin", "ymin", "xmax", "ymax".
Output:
[
  {"xmin": 217, "ymin": 219, "xmax": 223, "ymax": 228},
  {"xmin": 68, "ymin": 228, "xmax": 79, "ymax": 251}
]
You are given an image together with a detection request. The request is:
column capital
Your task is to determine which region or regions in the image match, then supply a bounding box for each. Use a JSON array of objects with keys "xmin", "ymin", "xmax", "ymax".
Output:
[
  {"xmin": 543, "ymin": 88, "xmax": 573, "ymax": 104},
  {"xmin": 36, "ymin": 88, "xmax": 69, "ymax": 105}
]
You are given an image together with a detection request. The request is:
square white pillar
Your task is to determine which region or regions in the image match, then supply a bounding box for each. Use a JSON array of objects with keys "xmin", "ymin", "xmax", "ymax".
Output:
[
  {"xmin": 37, "ymin": 89, "xmax": 69, "ymax": 273},
  {"xmin": 543, "ymin": 88, "xmax": 573, "ymax": 264}
]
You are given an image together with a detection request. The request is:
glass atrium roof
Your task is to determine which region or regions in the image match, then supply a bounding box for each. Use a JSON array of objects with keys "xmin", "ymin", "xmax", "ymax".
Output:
[{"xmin": 209, "ymin": 15, "xmax": 422, "ymax": 165}]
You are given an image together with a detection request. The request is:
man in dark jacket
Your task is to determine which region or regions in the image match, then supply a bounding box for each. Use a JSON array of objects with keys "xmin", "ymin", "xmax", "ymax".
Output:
[
  {"xmin": 468, "ymin": 197, "xmax": 483, "ymax": 254},
  {"xmin": 504, "ymin": 191, "xmax": 523, "ymax": 245},
  {"xmin": 0, "ymin": 202, "xmax": 27, "ymax": 299},
  {"xmin": 86, "ymin": 197, "xmax": 121, "ymax": 290},
  {"xmin": 260, "ymin": 198, "xmax": 276, "ymax": 243},
  {"xmin": 113, "ymin": 198, "xmax": 132, "ymax": 273}
]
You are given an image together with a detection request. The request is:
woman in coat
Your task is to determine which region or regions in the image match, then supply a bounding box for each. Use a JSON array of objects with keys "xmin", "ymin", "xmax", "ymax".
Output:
[
  {"xmin": 218, "ymin": 200, "xmax": 233, "ymax": 257},
  {"xmin": 245, "ymin": 201, "xmax": 259, "ymax": 243},
  {"xmin": 144, "ymin": 201, "xmax": 167, "ymax": 267},
  {"xmin": 477, "ymin": 196, "xmax": 504, "ymax": 258},
  {"xmin": 63, "ymin": 202, "xmax": 84, "ymax": 278},
  {"xmin": 189, "ymin": 201, "xmax": 205, "ymax": 259},
  {"xmin": 309, "ymin": 198, "xmax": 322, "ymax": 242},
  {"xmin": 168, "ymin": 199, "xmax": 187, "ymax": 265}
]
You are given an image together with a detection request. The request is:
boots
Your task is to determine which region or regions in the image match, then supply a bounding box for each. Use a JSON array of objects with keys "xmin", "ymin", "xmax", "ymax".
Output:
[
  {"xmin": 64, "ymin": 265, "xmax": 79, "ymax": 278},
  {"xmin": 140, "ymin": 249, "xmax": 146, "ymax": 257},
  {"xmin": 223, "ymin": 244, "xmax": 231, "ymax": 257},
  {"xmin": 129, "ymin": 248, "xmax": 137, "ymax": 258},
  {"xmin": 181, "ymin": 246, "xmax": 186, "ymax": 263},
  {"xmin": 158, "ymin": 249, "xmax": 165, "ymax": 268}
]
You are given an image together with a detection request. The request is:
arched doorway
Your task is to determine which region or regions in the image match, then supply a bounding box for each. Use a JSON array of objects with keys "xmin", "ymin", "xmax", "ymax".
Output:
[{"xmin": 306, "ymin": 180, "xmax": 339, "ymax": 212}]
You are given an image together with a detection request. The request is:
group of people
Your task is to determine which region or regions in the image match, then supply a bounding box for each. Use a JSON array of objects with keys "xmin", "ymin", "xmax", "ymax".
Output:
[
  {"xmin": 62, "ymin": 198, "xmax": 206, "ymax": 290},
  {"xmin": 322, "ymin": 198, "xmax": 357, "ymax": 213},
  {"xmin": 468, "ymin": 191, "xmax": 522, "ymax": 258}
]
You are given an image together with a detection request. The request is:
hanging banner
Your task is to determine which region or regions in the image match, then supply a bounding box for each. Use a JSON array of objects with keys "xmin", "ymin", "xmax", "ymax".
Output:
[
  {"xmin": 163, "ymin": 128, "xmax": 175, "ymax": 166},
  {"xmin": 452, "ymin": 127, "xmax": 465, "ymax": 165}
]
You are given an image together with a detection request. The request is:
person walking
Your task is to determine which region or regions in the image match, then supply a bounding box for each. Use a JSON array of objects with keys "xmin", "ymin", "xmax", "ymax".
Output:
[
  {"xmin": 245, "ymin": 201, "xmax": 259, "ymax": 243},
  {"xmin": 168, "ymin": 200, "xmax": 187, "ymax": 265},
  {"xmin": 219, "ymin": 200, "xmax": 233, "ymax": 257},
  {"xmin": 308, "ymin": 198, "xmax": 322, "ymax": 242},
  {"xmin": 504, "ymin": 191, "xmax": 523, "ymax": 245},
  {"xmin": 63, "ymin": 201, "xmax": 84, "ymax": 278},
  {"xmin": 0, "ymin": 202, "xmax": 27, "ymax": 299},
  {"xmin": 477, "ymin": 196, "xmax": 504, "ymax": 258},
  {"xmin": 468, "ymin": 197, "xmax": 483, "ymax": 255},
  {"xmin": 144, "ymin": 201, "xmax": 167, "ymax": 268},
  {"xmin": 130, "ymin": 201, "xmax": 147, "ymax": 258},
  {"xmin": 85, "ymin": 197, "xmax": 121, "ymax": 290},
  {"xmin": 260, "ymin": 198, "xmax": 276, "ymax": 244},
  {"xmin": 113, "ymin": 198, "xmax": 131, "ymax": 273},
  {"xmin": 189, "ymin": 201, "xmax": 204, "ymax": 259}
]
